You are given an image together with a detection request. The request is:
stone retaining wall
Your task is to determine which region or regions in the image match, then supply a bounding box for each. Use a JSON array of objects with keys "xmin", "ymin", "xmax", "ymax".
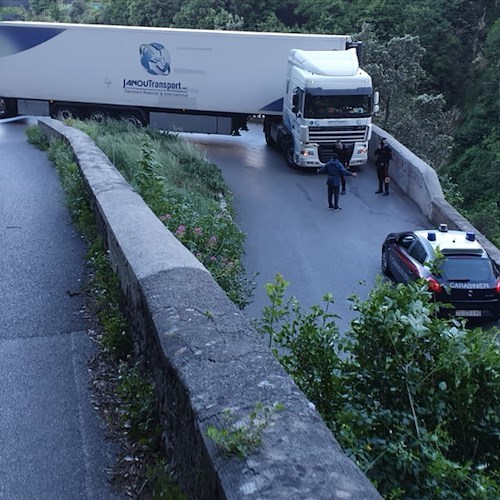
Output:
[{"xmin": 38, "ymin": 117, "xmax": 381, "ymax": 500}]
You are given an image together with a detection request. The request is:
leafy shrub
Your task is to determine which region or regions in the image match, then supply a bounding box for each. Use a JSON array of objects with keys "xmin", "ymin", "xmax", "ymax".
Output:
[
  {"xmin": 207, "ymin": 402, "xmax": 283, "ymax": 459},
  {"xmin": 69, "ymin": 119, "xmax": 253, "ymax": 308},
  {"xmin": 255, "ymin": 275, "xmax": 499, "ymax": 498},
  {"xmin": 117, "ymin": 364, "xmax": 161, "ymax": 444},
  {"xmin": 87, "ymin": 239, "xmax": 133, "ymax": 358}
]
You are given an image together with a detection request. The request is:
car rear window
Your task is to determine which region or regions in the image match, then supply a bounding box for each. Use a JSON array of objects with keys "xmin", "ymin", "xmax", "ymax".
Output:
[{"xmin": 440, "ymin": 257, "xmax": 496, "ymax": 282}]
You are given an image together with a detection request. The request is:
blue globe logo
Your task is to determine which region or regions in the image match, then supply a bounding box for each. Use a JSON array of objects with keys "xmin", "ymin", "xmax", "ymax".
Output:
[{"xmin": 139, "ymin": 43, "xmax": 171, "ymax": 76}]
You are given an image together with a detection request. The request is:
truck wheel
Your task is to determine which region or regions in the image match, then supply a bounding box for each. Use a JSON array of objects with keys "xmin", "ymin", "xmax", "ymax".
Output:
[
  {"xmin": 89, "ymin": 109, "xmax": 108, "ymax": 123},
  {"xmin": 120, "ymin": 112, "xmax": 144, "ymax": 127},
  {"xmin": 284, "ymin": 140, "xmax": 297, "ymax": 169},
  {"xmin": 0, "ymin": 97, "xmax": 9, "ymax": 118},
  {"xmin": 265, "ymin": 130, "xmax": 276, "ymax": 148},
  {"xmin": 53, "ymin": 105, "xmax": 76, "ymax": 121}
]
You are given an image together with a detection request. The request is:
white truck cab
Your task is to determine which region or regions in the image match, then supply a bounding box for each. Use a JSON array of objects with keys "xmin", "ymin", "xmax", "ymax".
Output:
[{"xmin": 283, "ymin": 48, "xmax": 379, "ymax": 168}]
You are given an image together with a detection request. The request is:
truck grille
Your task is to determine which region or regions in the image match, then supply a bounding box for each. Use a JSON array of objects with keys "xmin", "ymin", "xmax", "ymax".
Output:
[
  {"xmin": 309, "ymin": 125, "xmax": 367, "ymax": 144},
  {"xmin": 309, "ymin": 126, "xmax": 367, "ymax": 163}
]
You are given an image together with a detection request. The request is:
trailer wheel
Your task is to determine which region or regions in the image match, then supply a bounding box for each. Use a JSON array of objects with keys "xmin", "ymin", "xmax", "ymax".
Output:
[
  {"xmin": 89, "ymin": 109, "xmax": 108, "ymax": 123},
  {"xmin": 284, "ymin": 139, "xmax": 297, "ymax": 169},
  {"xmin": 53, "ymin": 105, "xmax": 76, "ymax": 121},
  {"xmin": 264, "ymin": 130, "xmax": 276, "ymax": 148},
  {"xmin": 120, "ymin": 112, "xmax": 144, "ymax": 127},
  {"xmin": 0, "ymin": 97, "xmax": 8, "ymax": 118}
]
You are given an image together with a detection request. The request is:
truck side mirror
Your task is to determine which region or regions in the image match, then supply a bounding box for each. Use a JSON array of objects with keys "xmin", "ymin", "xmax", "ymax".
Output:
[
  {"xmin": 292, "ymin": 94, "xmax": 299, "ymax": 114},
  {"xmin": 373, "ymin": 91, "xmax": 380, "ymax": 106},
  {"xmin": 373, "ymin": 104, "xmax": 380, "ymax": 114}
]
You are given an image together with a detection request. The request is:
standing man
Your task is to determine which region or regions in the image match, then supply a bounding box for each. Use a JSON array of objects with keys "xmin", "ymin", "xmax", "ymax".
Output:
[
  {"xmin": 374, "ymin": 138, "xmax": 393, "ymax": 196},
  {"xmin": 318, "ymin": 153, "xmax": 357, "ymax": 211}
]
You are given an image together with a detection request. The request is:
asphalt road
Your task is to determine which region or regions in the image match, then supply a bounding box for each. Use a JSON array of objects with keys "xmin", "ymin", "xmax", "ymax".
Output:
[
  {"xmin": 184, "ymin": 124, "xmax": 434, "ymax": 331},
  {"xmin": 0, "ymin": 117, "xmax": 120, "ymax": 499}
]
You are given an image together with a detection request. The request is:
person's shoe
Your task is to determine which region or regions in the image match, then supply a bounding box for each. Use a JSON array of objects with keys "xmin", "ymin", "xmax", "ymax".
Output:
[
  {"xmin": 383, "ymin": 192, "xmax": 389, "ymax": 196},
  {"xmin": 333, "ymin": 206, "xmax": 342, "ymax": 211},
  {"xmin": 341, "ymin": 190, "xmax": 346, "ymax": 195},
  {"xmin": 375, "ymin": 190, "xmax": 383, "ymax": 194},
  {"xmin": 328, "ymin": 206, "xmax": 334, "ymax": 210}
]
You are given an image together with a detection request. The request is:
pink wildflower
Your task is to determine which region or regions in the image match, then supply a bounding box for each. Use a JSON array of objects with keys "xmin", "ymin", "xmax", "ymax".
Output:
[
  {"xmin": 208, "ymin": 235, "xmax": 217, "ymax": 247},
  {"xmin": 194, "ymin": 227, "xmax": 203, "ymax": 236},
  {"xmin": 175, "ymin": 225, "xmax": 186, "ymax": 236},
  {"xmin": 210, "ymin": 256, "xmax": 217, "ymax": 262},
  {"xmin": 159, "ymin": 213, "xmax": 172, "ymax": 221}
]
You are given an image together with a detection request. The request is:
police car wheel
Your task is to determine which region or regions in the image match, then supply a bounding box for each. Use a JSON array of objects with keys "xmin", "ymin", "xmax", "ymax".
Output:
[{"xmin": 381, "ymin": 247, "xmax": 391, "ymax": 277}]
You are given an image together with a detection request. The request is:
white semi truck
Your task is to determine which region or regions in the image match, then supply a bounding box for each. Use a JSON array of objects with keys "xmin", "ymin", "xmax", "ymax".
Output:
[{"xmin": 0, "ymin": 21, "xmax": 379, "ymax": 168}]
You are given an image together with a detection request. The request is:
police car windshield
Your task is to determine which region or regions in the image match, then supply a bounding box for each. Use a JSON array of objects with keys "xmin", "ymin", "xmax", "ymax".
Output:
[{"xmin": 440, "ymin": 257, "xmax": 495, "ymax": 282}]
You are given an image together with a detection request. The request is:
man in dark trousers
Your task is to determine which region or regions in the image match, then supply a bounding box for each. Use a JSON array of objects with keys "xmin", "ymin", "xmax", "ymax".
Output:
[
  {"xmin": 318, "ymin": 153, "xmax": 357, "ymax": 211},
  {"xmin": 374, "ymin": 138, "xmax": 393, "ymax": 196}
]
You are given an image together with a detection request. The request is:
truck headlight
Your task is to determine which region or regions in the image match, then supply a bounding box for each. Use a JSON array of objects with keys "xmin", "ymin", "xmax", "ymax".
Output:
[{"xmin": 301, "ymin": 149, "xmax": 315, "ymax": 157}]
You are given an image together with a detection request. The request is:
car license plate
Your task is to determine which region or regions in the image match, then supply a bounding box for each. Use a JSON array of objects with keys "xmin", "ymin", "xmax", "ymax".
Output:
[{"xmin": 455, "ymin": 310, "xmax": 481, "ymax": 317}]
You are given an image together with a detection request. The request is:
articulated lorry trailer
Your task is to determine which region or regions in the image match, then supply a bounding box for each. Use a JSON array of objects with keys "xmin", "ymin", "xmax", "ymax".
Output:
[{"xmin": 0, "ymin": 21, "xmax": 379, "ymax": 168}]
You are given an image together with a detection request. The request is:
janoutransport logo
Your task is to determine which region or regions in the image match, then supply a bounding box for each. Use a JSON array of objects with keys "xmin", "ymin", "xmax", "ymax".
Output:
[
  {"xmin": 122, "ymin": 79, "xmax": 182, "ymax": 90},
  {"xmin": 139, "ymin": 43, "xmax": 170, "ymax": 76},
  {"xmin": 122, "ymin": 42, "xmax": 188, "ymax": 97}
]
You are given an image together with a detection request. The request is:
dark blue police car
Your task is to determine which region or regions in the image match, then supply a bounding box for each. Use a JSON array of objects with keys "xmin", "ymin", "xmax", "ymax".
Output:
[{"xmin": 381, "ymin": 224, "xmax": 500, "ymax": 320}]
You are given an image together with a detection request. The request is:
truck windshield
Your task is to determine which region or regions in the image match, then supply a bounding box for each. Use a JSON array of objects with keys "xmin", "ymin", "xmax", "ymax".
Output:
[{"xmin": 304, "ymin": 94, "xmax": 371, "ymax": 119}]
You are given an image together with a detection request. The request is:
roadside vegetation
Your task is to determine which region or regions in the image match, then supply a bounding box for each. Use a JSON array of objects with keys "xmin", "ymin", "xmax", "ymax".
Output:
[
  {"xmin": 255, "ymin": 273, "xmax": 499, "ymax": 499},
  {"xmin": 69, "ymin": 118, "xmax": 254, "ymax": 309}
]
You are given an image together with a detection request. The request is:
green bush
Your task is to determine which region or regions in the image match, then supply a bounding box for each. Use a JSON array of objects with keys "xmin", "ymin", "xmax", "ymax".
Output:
[
  {"xmin": 87, "ymin": 239, "xmax": 133, "ymax": 358},
  {"xmin": 69, "ymin": 119, "xmax": 253, "ymax": 308},
  {"xmin": 255, "ymin": 275, "xmax": 499, "ymax": 498},
  {"xmin": 117, "ymin": 364, "xmax": 161, "ymax": 444}
]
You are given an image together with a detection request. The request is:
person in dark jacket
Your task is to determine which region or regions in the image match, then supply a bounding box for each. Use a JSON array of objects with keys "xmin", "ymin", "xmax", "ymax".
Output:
[
  {"xmin": 318, "ymin": 153, "xmax": 357, "ymax": 211},
  {"xmin": 374, "ymin": 138, "xmax": 393, "ymax": 196}
]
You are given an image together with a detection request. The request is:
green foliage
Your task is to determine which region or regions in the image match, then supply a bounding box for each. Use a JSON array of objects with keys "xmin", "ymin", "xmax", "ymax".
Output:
[
  {"xmin": 255, "ymin": 275, "xmax": 500, "ymax": 498},
  {"xmin": 26, "ymin": 0, "xmax": 70, "ymax": 21},
  {"xmin": 389, "ymin": 93, "xmax": 454, "ymax": 169},
  {"xmin": 70, "ymin": 119, "xmax": 253, "ymax": 308},
  {"xmin": 257, "ymin": 274, "xmax": 342, "ymax": 420},
  {"xmin": 439, "ymin": 14, "xmax": 500, "ymax": 246},
  {"xmin": 207, "ymin": 402, "xmax": 283, "ymax": 458},
  {"xmin": 87, "ymin": 239, "xmax": 133, "ymax": 358},
  {"xmin": 27, "ymin": 126, "xmax": 97, "ymax": 239},
  {"xmin": 172, "ymin": 1, "xmax": 244, "ymax": 30},
  {"xmin": 117, "ymin": 364, "xmax": 161, "ymax": 444},
  {"xmin": 439, "ymin": 173, "xmax": 464, "ymax": 208},
  {"xmin": 355, "ymin": 25, "xmax": 426, "ymax": 126},
  {"xmin": 0, "ymin": 6, "xmax": 26, "ymax": 21},
  {"xmin": 294, "ymin": 0, "xmax": 350, "ymax": 34},
  {"xmin": 146, "ymin": 459, "xmax": 187, "ymax": 500},
  {"xmin": 25, "ymin": 124, "xmax": 49, "ymax": 149}
]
